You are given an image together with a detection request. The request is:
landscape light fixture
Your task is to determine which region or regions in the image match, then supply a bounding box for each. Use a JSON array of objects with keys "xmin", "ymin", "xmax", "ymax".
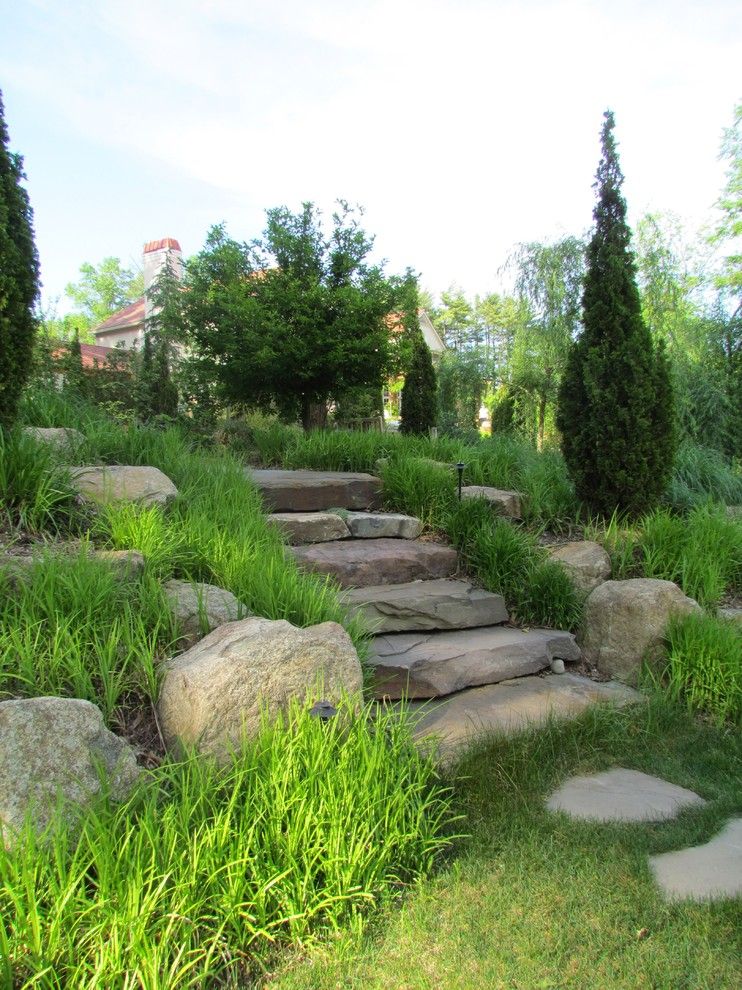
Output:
[
  {"xmin": 456, "ymin": 462, "xmax": 466, "ymax": 500},
  {"xmin": 309, "ymin": 700, "xmax": 338, "ymax": 722}
]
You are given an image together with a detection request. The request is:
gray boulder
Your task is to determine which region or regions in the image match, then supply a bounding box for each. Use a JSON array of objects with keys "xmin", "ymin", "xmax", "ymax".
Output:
[
  {"xmin": 158, "ymin": 617, "xmax": 363, "ymax": 760},
  {"xmin": 164, "ymin": 579, "xmax": 247, "ymax": 644},
  {"xmin": 94, "ymin": 549, "xmax": 146, "ymax": 577},
  {"xmin": 460, "ymin": 486, "xmax": 523, "ymax": 519},
  {"xmin": 69, "ymin": 466, "xmax": 178, "ymax": 508},
  {"xmin": 23, "ymin": 426, "xmax": 84, "ymax": 450},
  {"xmin": 267, "ymin": 512, "xmax": 350, "ymax": 544},
  {"xmin": 718, "ymin": 606, "xmax": 742, "ymax": 625},
  {"xmin": 580, "ymin": 578, "xmax": 701, "ymax": 684},
  {"xmin": 548, "ymin": 540, "xmax": 611, "ymax": 594},
  {"xmin": 0, "ymin": 696, "xmax": 140, "ymax": 849}
]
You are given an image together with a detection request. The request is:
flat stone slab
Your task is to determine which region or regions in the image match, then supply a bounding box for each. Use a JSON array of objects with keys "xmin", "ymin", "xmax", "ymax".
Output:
[
  {"xmin": 291, "ymin": 539, "xmax": 457, "ymax": 589},
  {"xmin": 344, "ymin": 512, "xmax": 423, "ymax": 540},
  {"xmin": 401, "ymin": 674, "xmax": 642, "ymax": 762},
  {"xmin": 343, "ymin": 578, "xmax": 509, "ymax": 633},
  {"xmin": 248, "ymin": 469, "xmax": 381, "ymax": 512},
  {"xmin": 461, "ymin": 486, "xmax": 523, "ymax": 519},
  {"xmin": 650, "ymin": 818, "xmax": 742, "ymax": 902},
  {"xmin": 268, "ymin": 512, "xmax": 350, "ymax": 544},
  {"xmin": 546, "ymin": 768, "xmax": 706, "ymax": 822},
  {"xmin": 370, "ymin": 626, "xmax": 581, "ymax": 698}
]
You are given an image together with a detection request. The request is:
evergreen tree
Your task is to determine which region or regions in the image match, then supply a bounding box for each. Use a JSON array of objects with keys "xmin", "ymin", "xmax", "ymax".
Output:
[
  {"xmin": 400, "ymin": 331, "xmax": 437, "ymax": 435},
  {"xmin": 0, "ymin": 90, "xmax": 40, "ymax": 427},
  {"xmin": 60, "ymin": 330, "xmax": 87, "ymax": 396},
  {"xmin": 557, "ymin": 111, "xmax": 676, "ymax": 516}
]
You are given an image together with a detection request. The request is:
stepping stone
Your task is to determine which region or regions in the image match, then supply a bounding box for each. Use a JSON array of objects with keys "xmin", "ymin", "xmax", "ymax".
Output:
[
  {"xmin": 291, "ymin": 539, "xmax": 457, "ymax": 589},
  {"xmin": 268, "ymin": 512, "xmax": 350, "ymax": 544},
  {"xmin": 248, "ymin": 469, "xmax": 381, "ymax": 512},
  {"xmin": 344, "ymin": 512, "xmax": 423, "ymax": 540},
  {"xmin": 649, "ymin": 818, "xmax": 742, "ymax": 902},
  {"xmin": 546, "ymin": 768, "xmax": 706, "ymax": 822},
  {"xmin": 343, "ymin": 578, "xmax": 509, "ymax": 633},
  {"xmin": 461, "ymin": 486, "xmax": 523, "ymax": 519},
  {"xmin": 400, "ymin": 673, "xmax": 642, "ymax": 763},
  {"xmin": 370, "ymin": 626, "xmax": 580, "ymax": 698}
]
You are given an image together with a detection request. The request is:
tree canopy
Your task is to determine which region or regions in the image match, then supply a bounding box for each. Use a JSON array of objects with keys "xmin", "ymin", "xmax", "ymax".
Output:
[{"xmin": 169, "ymin": 203, "xmax": 407, "ymax": 429}]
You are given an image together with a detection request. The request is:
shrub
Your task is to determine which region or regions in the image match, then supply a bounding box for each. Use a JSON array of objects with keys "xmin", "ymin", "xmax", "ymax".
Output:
[{"xmin": 400, "ymin": 332, "xmax": 437, "ymax": 435}]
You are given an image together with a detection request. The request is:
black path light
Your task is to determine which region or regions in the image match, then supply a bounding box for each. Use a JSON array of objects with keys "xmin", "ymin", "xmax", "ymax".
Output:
[
  {"xmin": 309, "ymin": 700, "xmax": 338, "ymax": 723},
  {"xmin": 456, "ymin": 462, "xmax": 466, "ymax": 500}
]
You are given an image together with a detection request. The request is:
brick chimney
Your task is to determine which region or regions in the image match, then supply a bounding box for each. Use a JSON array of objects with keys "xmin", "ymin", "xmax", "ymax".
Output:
[{"xmin": 143, "ymin": 237, "xmax": 183, "ymax": 323}]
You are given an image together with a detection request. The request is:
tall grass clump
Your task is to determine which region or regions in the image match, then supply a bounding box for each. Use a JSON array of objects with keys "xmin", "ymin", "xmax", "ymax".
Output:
[
  {"xmin": 1, "ymin": 703, "xmax": 456, "ymax": 988},
  {"xmin": 0, "ymin": 553, "xmax": 173, "ymax": 716},
  {"xmin": 661, "ymin": 612, "xmax": 742, "ymax": 725},
  {"xmin": 0, "ymin": 429, "xmax": 76, "ymax": 531},
  {"xmin": 666, "ymin": 441, "xmax": 742, "ymax": 510}
]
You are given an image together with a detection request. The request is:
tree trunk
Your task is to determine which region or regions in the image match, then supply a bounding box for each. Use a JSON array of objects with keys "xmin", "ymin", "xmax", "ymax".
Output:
[
  {"xmin": 537, "ymin": 394, "xmax": 546, "ymax": 451},
  {"xmin": 301, "ymin": 395, "xmax": 329, "ymax": 431}
]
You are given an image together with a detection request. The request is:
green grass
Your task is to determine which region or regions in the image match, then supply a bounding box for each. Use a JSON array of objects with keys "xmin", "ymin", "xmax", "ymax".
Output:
[
  {"xmin": 267, "ymin": 700, "xmax": 742, "ymax": 990},
  {"xmin": 661, "ymin": 613, "xmax": 742, "ymax": 725},
  {"xmin": 0, "ymin": 702, "xmax": 456, "ymax": 988},
  {"xmin": 0, "ymin": 428, "xmax": 77, "ymax": 532},
  {"xmin": 665, "ymin": 442, "xmax": 742, "ymax": 511}
]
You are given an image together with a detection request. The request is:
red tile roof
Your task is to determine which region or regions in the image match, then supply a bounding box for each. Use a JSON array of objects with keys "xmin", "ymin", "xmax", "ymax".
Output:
[
  {"xmin": 51, "ymin": 341, "xmax": 123, "ymax": 369},
  {"xmin": 144, "ymin": 238, "xmax": 181, "ymax": 253},
  {"xmin": 93, "ymin": 297, "xmax": 145, "ymax": 334}
]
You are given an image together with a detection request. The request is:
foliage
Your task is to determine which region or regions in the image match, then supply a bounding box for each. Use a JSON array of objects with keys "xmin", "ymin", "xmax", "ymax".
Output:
[
  {"xmin": 664, "ymin": 440, "xmax": 742, "ymax": 510},
  {"xmin": 662, "ymin": 612, "xmax": 741, "ymax": 724},
  {"xmin": 0, "ymin": 90, "xmax": 40, "ymax": 428},
  {"xmin": 64, "ymin": 255, "xmax": 143, "ymax": 330},
  {"xmin": 169, "ymin": 203, "xmax": 406, "ymax": 430},
  {"xmin": 437, "ymin": 349, "xmax": 484, "ymax": 434},
  {"xmin": 711, "ymin": 100, "xmax": 742, "ymax": 299},
  {"xmin": 400, "ymin": 331, "xmax": 437, "ymax": 435},
  {"xmin": 0, "ymin": 429, "xmax": 76, "ymax": 531},
  {"xmin": 557, "ymin": 111, "xmax": 676, "ymax": 517},
  {"xmin": 0, "ymin": 700, "xmax": 455, "ymax": 987},
  {"xmin": 506, "ymin": 236, "xmax": 585, "ymax": 447}
]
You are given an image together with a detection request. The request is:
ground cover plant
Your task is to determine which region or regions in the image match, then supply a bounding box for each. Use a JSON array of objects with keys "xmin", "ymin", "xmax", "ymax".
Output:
[{"xmin": 267, "ymin": 699, "xmax": 742, "ymax": 990}]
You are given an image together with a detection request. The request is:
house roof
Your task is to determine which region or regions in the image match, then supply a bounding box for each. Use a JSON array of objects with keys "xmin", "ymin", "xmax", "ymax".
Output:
[
  {"xmin": 94, "ymin": 297, "xmax": 145, "ymax": 335},
  {"xmin": 51, "ymin": 341, "xmax": 122, "ymax": 369}
]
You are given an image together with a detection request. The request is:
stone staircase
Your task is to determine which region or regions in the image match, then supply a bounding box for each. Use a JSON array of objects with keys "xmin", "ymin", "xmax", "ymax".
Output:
[{"xmin": 249, "ymin": 467, "xmax": 641, "ymax": 758}]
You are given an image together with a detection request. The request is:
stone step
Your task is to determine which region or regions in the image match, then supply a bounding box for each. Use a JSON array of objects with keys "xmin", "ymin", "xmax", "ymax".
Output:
[
  {"xmin": 248, "ymin": 469, "xmax": 381, "ymax": 512},
  {"xmin": 343, "ymin": 579, "xmax": 508, "ymax": 633},
  {"xmin": 369, "ymin": 626, "xmax": 581, "ymax": 699},
  {"xmin": 291, "ymin": 539, "xmax": 457, "ymax": 589},
  {"xmin": 268, "ymin": 512, "xmax": 351, "ymax": 544},
  {"xmin": 344, "ymin": 512, "xmax": 422, "ymax": 540},
  {"xmin": 396, "ymin": 673, "xmax": 642, "ymax": 764}
]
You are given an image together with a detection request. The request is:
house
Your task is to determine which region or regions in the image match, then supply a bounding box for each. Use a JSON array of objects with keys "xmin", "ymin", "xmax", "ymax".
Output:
[{"xmin": 93, "ymin": 238, "xmax": 183, "ymax": 350}]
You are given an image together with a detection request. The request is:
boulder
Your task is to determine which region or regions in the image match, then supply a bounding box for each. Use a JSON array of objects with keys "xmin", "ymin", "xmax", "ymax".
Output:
[
  {"xmin": 344, "ymin": 512, "xmax": 423, "ymax": 540},
  {"xmin": 267, "ymin": 512, "xmax": 350, "ymax": 544},
  {"xmin": 0, "ymin": 697, "xmax": 140, "ymax": 849},
  {"xmin": 94, "ymin": 549, "xmax": 146, "ymax": 577},
  {"xmin": 580, "ymin": 578, "xmax": 701, "ymax": 684},
  {"xmin": 164, "ymin": 579, "xmax": 247, "ymax": 644},
  {"xmin": 158, "ymin": 617, "xmax": 363, "ymax": 760},
  {"xmin": 460, "ymin": 486, "xmax": 523, "ymax": 519},
  {"xmin": 69, "ymin": 466, "xmax": 178, "ymax": 508},
  {"xmin": 548, "ymin": 540, "xmax": 611, "ymax": 594},
  {"xmin": 291, "ymin": 538, "xmax": 458, "ymax": 588},
  {"xmin": 0, "ymin": 552, "xmax": 34, "ymax": 587},
  {"xmin": 23, "ymin": 426, "xmax": 84, "ymax": 450},
  {"xmin": 719, "ymin": 606, "xmax": 742, "ymax": 625}
]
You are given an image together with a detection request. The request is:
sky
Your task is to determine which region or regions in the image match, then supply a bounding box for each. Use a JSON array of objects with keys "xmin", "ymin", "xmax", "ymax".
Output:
[{"xmin": 1, "ymin": 0, "xmax": 740, "ymax": 313}]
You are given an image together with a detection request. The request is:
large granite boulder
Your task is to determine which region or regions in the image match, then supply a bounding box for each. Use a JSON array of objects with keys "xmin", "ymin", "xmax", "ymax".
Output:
[
  {"xmin": 24, "ymin": 426, "xmax": 84, "ymax": 450},
  {"xmin": 69, "ymin": 466, "xmax": 178, "ymax": 508},
  {"xmin": 548, "ymin": 540, "xmax": 611, "ymax": 595},
  {"xmin": 291, "ymin": 538, "xmax": 458, "ymax": 588},
  {"xmin": 267, "ymin": 512, "xmax": 350, "ymax": 544},
  {"xmin": 344, "ymin": 512, "xmax": 423, "ymax": 540},
  {"xmin": 163, "ymin": 579, "xmax": 247, "ymax": 645},
  {"xmin": 460, "ymin": 486, "xmax": 523, "ymax": 519},
  {"xmin": 580, "ymin": 578, "xmax": 701, "ymax": 684},
  {"xmin": 158, "ymin": 617, "xmax": 363, "ymax": 760},
  {"xmin": 0, "ymin": 697, "xmax": 140, "ymax": 849}
]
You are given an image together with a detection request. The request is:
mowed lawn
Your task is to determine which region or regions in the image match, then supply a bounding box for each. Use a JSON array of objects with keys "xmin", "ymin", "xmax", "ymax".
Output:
[{"xmin": 266, "ymin": 699, "xmax": 742, "ymax": 990}]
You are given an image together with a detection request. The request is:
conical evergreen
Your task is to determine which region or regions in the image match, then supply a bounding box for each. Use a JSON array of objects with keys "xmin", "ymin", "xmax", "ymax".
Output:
[
  {"xmin": 0, "ymin": 90, "xmax": 39, "ymax": 427},
  {"xmin": 400, "ymin": 332, "xmax": 437, "ymax": 435},
  {"xmin": 557, "ymin": 111, "xmax": 675, "ymax": 516}
]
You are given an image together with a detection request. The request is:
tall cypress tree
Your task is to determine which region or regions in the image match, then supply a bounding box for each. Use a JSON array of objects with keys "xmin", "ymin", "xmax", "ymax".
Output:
[
  {"xmin": 557, "ymin": 111, "xmax": 675, "ymax": 516},
  {"xmin": 400, "ymin": 331, "xmax": 437, "ymax": 435},
  {"xmin": 0, "ymin": 91, "xmax": 40, "ymax": 427}
]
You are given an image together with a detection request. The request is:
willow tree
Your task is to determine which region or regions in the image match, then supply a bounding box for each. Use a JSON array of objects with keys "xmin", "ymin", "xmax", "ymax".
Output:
[{"xmin": 557, "ymin": 111, "xmax": 675, "ymax": 516}]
